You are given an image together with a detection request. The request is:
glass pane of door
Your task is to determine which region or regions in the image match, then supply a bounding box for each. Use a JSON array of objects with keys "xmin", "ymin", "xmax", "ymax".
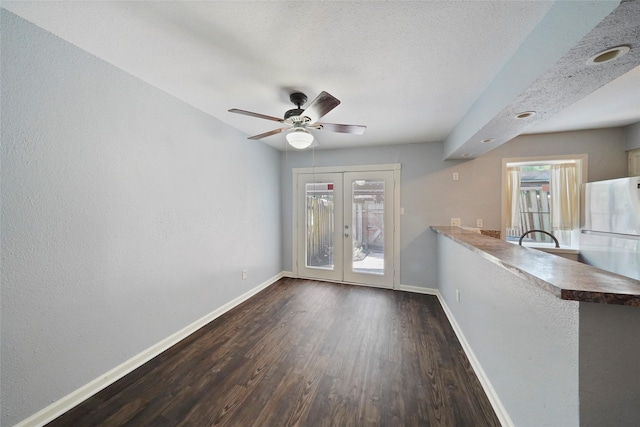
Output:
[
  {"xmin": 297, "ymin": 173, "xmax": 343, "ymax": 282},
  {"xmin": 305, "ymin": 182, "xmax": 335, "ymax": 270},
  {"xmin": 351, "ymin": 179, "xmax": 385, "ymax": 275},
  {"xmin": 343, "ymin": 171, "xmax": 394, "ymax": 288}
]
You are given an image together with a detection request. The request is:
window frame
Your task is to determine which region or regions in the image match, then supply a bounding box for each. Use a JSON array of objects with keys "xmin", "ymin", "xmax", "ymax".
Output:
[{"xmin": 501, "ymin": 154, "xmax": 588, "ymax": 250}]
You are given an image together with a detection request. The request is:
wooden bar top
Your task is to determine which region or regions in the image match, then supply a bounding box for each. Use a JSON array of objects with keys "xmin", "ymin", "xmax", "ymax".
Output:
[{"xmin": 431, "ymin": 226, "xmax": 640, "ymax": 306}]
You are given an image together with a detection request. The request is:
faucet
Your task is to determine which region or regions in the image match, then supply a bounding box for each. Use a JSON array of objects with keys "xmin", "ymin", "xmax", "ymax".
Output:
[{"xmin": 518, "ymin": 229, "xmax": 560, "ymax": 248}]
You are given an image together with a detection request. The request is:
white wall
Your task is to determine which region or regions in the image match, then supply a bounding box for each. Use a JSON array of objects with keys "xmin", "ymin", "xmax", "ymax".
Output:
[
  {"xmin": 1, "ymin": 11, "xmax": 281, "ymax": 426},
  {"xmin": 437, "ymin": 234, "xmax": 580, "ymax": 427}
]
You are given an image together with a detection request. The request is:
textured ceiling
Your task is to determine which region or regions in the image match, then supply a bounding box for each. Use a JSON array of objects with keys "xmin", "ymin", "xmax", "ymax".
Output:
[
  {"xmin": 528, "ymin": 62, "xmax": 640, "ymax": 134},
  {"xmin": 2, "ymin": 1, "xmax": 639, "ymax": 158}
]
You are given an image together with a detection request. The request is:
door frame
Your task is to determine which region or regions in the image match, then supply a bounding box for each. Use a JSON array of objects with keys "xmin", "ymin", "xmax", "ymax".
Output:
[{"xmin": 292, "ymin": 163, "xmax": 401, "ymax": 289}]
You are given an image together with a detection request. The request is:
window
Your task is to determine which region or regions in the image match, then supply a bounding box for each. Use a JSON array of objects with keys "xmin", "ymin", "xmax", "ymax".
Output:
[{"xmin": 502, "ymin": 155, "xmax": 586, "ymax": 249}]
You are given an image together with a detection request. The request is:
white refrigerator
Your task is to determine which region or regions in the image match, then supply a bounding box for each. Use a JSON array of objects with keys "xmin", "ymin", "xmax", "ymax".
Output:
[{"xmin": 580, "ymin": 176, "xmax": 640, "ymax": 281}]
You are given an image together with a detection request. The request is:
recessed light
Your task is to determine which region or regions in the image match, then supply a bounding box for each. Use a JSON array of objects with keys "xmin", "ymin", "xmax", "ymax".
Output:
[
  {"xmin": 480, "ymin": 138, "xmax": 495, "ymax": 144},
  {"xmin": 587, "ymin": 45, "xmax": 630, "ymax": 65},
  {"xmin": 515, "ymin": 111, "xmax": 536, "ymax": 119}
]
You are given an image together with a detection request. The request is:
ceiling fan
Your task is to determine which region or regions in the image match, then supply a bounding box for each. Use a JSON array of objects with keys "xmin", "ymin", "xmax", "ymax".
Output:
[{"xmin": 228, "ymin": 91, "xmax": 366, "ymax": 149}]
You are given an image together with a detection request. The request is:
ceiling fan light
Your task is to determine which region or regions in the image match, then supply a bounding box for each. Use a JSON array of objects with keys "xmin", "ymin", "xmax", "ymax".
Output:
[{"xmin": 286, "ymin": 129, "xmax": 314, "ymax": 149}]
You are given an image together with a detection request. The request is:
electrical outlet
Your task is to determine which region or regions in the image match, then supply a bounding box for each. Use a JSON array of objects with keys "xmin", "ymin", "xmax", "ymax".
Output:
[
  {"xmin": 456, "ymin": 289, "xmax": 461, "ymax": 303},
  {"xmin": 477, "ymin": 219, "xmax": 483, "ymax": 228},
  {"xmin": 453, "ymin": 172, "xmax": 459, "ymax": 181},
  {"xmin": 451, "ymin": 218, "xmax": 461, "ymax": 227},
  {"xmin": 242, "ymin": 269, "xmax": 248, "ymax": 280}
]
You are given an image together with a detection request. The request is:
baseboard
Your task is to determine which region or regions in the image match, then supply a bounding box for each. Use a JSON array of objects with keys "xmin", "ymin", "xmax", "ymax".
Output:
[
  {"xmin": 396, "ymin": 284, "xmax": 439, "ymax": 295},
  {"xmin": 282, "ymin": 270, "xmax": 295, "ymax": 278},
  {"xmin": 15, "ymin": 272, "xmax": 284, "ymax": 427},
  {"xmin": 398, "ymin": 281, "xmax": 511, "ymax": 423},
  {"xmin": 435, "ymin": 292, "xmax": 514, "ymax": 427},
  {"xmin": 19, "ymin": 274, "xmax": 512, "ymax": 427}
]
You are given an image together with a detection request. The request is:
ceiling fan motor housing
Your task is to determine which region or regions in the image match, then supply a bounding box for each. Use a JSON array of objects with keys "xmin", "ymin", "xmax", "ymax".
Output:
[
  {"xmin": 284, "ymin": 108, "xmax": 305, "ymax": 120},
  {"xmin": 285, "ymin": 92, "xmax": 308, "ymax": 120},
  {"xmin": 289, "ymin": 92, "xmax": 307, "ymax": 107}
]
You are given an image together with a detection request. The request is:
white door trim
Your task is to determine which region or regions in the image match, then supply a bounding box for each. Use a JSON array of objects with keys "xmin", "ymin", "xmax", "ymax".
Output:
[
  {"xmin": 292, "ymin": 163, "xmax": 401, "ymax": 289},
  {"xmin": 293, "ymin": 163, "xmax": 401, "ymax": 174}
]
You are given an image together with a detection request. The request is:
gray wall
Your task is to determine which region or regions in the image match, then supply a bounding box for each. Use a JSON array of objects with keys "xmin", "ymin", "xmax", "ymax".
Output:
[
  {"xmin": 1, "ymin": 11, "xmax": 282, "ymax": 426},
  {"xmin": 579, "ymin": 302, "xmax": 640, "ymax": 427},
  {"xmin": 437, "ymin": 233, "xmax": 640, "ymax": 426},
  {"xmin": 280, "ymin": 128, "xmax": 628, "ymax": 288},
  {"xmin": 437, "ymin": 234, "xmax": 580, "ymax": 427},
  {"xmin": 280, "ymin": 143, "xmax": 465, "ymax": 288},
  {"xmin": 624, "ymin": 122, "xmax": 640, "ymax": 151}
]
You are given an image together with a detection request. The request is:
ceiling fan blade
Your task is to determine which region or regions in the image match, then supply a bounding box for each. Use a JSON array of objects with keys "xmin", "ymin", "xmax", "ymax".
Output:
[
  {"xmin": 247, "ymin": 127, "xmax": 288, "ymax": 140},
  {"xmin": 301, "ymin": 91, "xmax": 340, "ymax": 123},
  {"xmin": 316, "ymin": 122, "xmax": 366, "ymax": 135},
  {"xmin": 228, "ymin": 108, "xmax": 284, "ymax": 123}
]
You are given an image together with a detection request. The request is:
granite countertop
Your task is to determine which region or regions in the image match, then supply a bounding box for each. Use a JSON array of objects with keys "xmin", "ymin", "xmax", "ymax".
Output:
[{"xmin": 431, "ymin": 226, "xmax": 640, "ymax": 306}]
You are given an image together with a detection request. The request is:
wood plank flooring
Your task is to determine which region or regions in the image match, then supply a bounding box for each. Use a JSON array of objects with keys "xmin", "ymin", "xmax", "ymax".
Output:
[{"xmin": 47, "ymin": 278, "xmax": 500, "ymax": 426}]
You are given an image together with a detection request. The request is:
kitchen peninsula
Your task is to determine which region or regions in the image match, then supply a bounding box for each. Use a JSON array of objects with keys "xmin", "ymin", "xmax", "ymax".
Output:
[
  {"xmin": 431, "ymin": 226, "xmax": 640, "ymax": 427},
  {"xmin": 432, "ymin": 226, "xmax": 640, "ymax": 305}
]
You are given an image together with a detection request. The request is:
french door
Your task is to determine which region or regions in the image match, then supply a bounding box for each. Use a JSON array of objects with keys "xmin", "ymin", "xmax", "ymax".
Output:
[{"xmin": 295, "ymin": 169, "xmax": 396, "ymax": 288}]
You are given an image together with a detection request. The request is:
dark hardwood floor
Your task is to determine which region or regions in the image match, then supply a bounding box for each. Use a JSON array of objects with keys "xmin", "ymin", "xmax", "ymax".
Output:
[{"xmin": 47, "ymin": 278, "xmax": 500, "ymax": 426}]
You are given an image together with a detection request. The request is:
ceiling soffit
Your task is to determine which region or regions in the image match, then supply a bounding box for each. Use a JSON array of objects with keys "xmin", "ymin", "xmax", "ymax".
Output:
[{"xmin": 444, "ymin": 0, "xmax": 639, "ymax": 160}]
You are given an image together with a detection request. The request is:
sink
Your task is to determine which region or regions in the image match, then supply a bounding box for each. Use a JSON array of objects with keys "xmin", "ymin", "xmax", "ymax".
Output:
[{"xmin": 534, "ymin": 247, "xmax": 580, "ymax": 262}]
